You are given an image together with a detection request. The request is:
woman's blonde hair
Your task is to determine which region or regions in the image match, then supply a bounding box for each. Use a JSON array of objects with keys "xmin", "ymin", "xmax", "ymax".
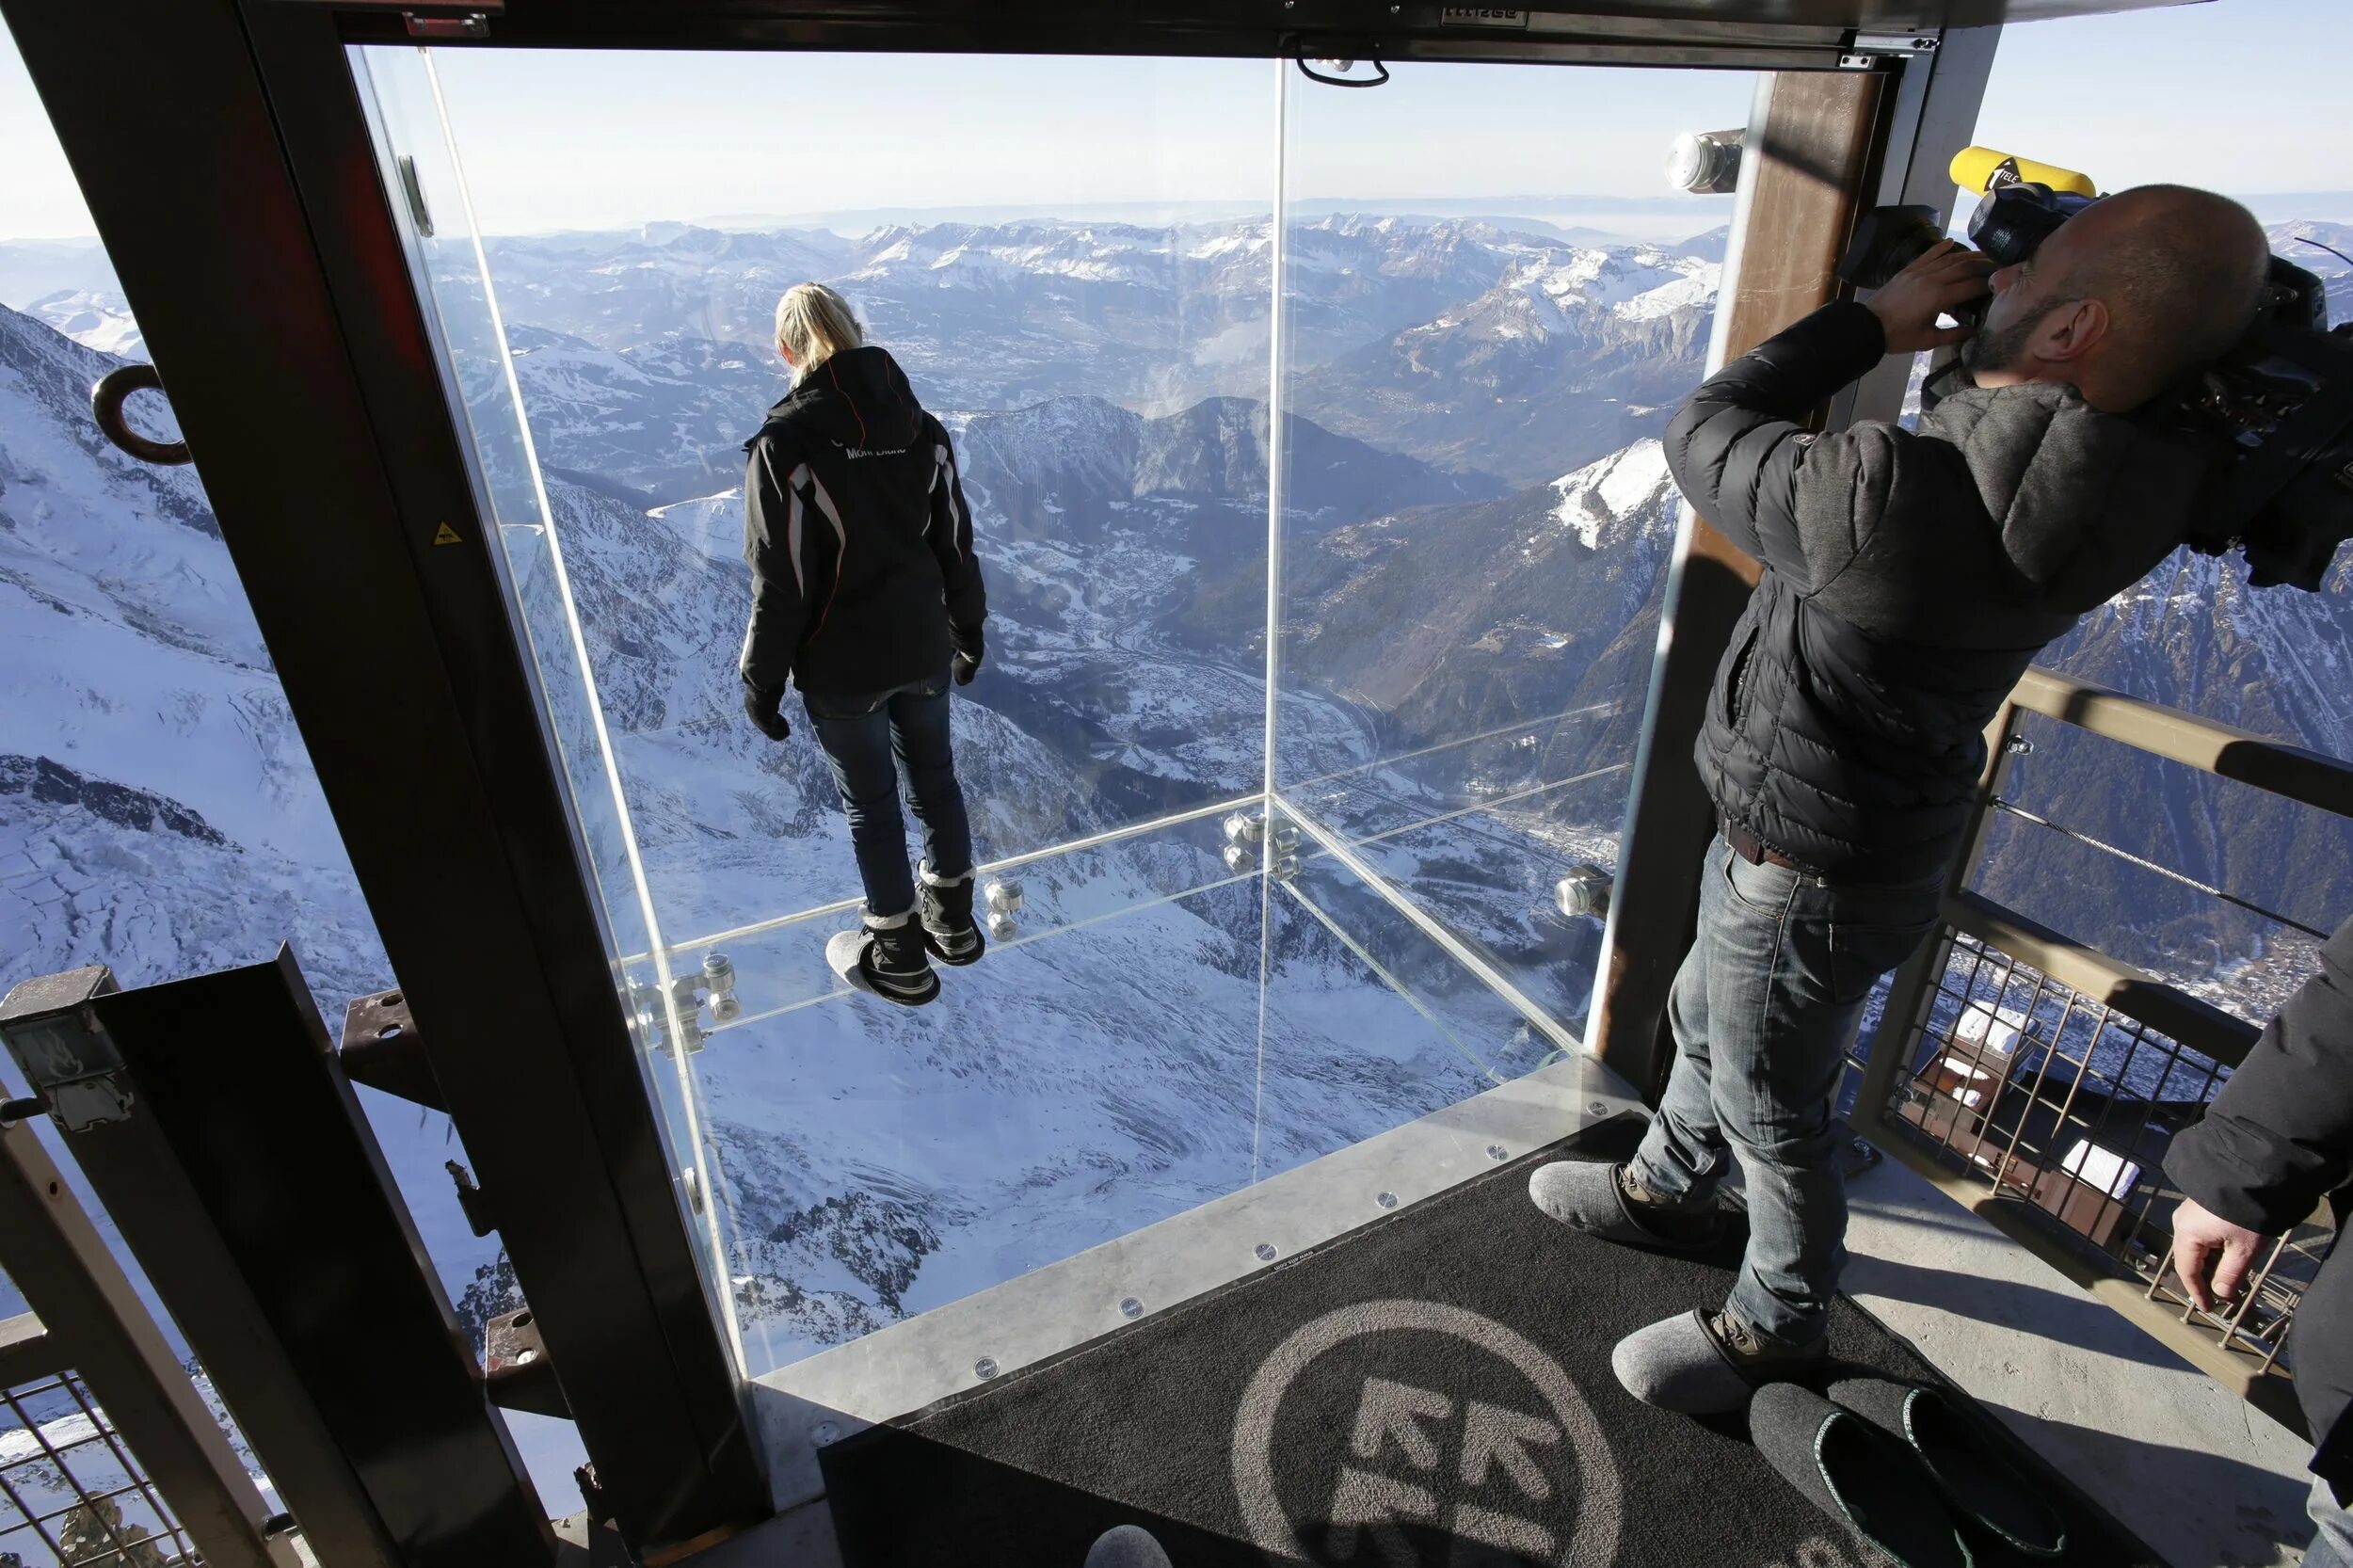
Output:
[{"xmin": 774, "ymin": 282, "xmax": 865, "ymax": 380}]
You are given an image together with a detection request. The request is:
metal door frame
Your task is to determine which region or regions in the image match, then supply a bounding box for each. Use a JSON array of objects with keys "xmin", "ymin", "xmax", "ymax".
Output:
[{"xmin": 3, "ymin": 1, "xmax": 2002, "ymax": 1550}]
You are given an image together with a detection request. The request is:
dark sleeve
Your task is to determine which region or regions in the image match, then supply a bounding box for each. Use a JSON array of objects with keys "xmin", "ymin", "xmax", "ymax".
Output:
[
  {"xmin": 2166, "ymin": 919, "xmax": 2353, "ymax": 1235},
  {"xmin": 740, "ymin": 437, "xmax": 806, "ymax": 695},
  {"xmin": 1662, "ymin": 299, "xmax": 1902, "ymax": 595},
  {"xmin": 924, "ymin": 415, "xmax": 986, "ymax": 636}
]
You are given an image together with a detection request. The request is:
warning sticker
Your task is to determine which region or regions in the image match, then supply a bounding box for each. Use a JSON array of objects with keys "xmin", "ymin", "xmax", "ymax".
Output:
[{"xmin": 432, "ymin": 521, "xmax": 464, "ymax": 546}]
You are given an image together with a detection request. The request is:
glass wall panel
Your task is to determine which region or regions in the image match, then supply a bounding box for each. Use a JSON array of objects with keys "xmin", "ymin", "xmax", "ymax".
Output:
[
  {"xmin": 1273, "ymin": 60, "xmax": 1753, "ymax": 1041},
  {"xmin": 350, "ymin": 40, "xmax": 1759, "ymax": 1387}
]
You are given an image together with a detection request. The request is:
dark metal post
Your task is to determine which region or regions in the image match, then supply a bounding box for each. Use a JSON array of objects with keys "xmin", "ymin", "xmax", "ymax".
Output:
[
  {"xmin": 0, "ymin": 2, "xmax": 768, "ymax": 1550},
  {"xmin": 1589, "ymin": 66, "xmax": 1895, "ymax": 1099},
  {"xmin": 0, "ymin": 953, "xmax": 555, "ymax": 1568}
]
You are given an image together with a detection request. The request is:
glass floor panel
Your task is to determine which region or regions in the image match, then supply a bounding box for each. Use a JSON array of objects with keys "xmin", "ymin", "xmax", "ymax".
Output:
[{"xmin": 661, "ymin": 801, "xmax": 1584, "ymax": 1382}]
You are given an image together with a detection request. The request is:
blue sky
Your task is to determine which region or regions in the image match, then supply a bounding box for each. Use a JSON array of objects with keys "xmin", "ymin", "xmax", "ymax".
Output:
[{"xmin": 3, "ymin": 1, "xmax": 2349, "ymax": 239}]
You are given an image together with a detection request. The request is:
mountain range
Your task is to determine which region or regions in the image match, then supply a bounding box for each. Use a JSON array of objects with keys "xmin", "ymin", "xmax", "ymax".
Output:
[{"xmin": 4, "ymin": 205, "xmax": 2349, "ymax": 1403}]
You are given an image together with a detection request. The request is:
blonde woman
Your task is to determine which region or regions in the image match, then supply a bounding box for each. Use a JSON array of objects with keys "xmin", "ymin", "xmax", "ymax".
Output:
[{"xmin": 739, "ymin": 282, "xmax": 988, "ymax": 1006}]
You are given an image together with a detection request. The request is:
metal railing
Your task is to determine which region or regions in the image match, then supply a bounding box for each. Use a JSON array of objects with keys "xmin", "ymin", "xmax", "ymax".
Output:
[
  {"xmin": 1851, "ymin": 666, "xmax": 2353, "ymax": 1433},
  {"xmin": 0, "ymin": 1121, "xmax": 301, "ymax": 1568}
]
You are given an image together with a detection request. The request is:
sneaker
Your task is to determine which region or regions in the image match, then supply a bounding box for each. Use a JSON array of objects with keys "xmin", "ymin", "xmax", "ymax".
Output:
[
  {"xmin": 825, "ymin": 909, "xmax": 940, "ymax": 1007},
  {"xmin": 918, "ymin": 864, "xmax": 986, "ymax": 967}
]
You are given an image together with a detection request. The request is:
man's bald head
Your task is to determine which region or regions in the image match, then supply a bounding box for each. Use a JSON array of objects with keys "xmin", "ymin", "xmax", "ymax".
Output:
[{"xmin": 1968, "ymin": 184, "xmax": 2271, "ymax": 411}]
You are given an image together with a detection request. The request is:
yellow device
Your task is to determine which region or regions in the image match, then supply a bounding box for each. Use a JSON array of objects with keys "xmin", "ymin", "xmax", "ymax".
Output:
[{"xmin": 1949, "ymin": 145, "xmax": 2099, "ymax": 200}]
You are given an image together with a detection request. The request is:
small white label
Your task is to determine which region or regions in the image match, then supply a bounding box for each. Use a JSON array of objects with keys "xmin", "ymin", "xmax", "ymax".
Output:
[{"xmin": 1441, "ymin": 7, "xmax": 1530, "ymax": 27}]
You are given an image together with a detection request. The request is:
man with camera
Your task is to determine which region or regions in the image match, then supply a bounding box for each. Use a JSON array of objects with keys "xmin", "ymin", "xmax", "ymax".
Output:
[{"xmin": 1530, "ymin": 184, "xmax": 2273, "ymax": 1412}]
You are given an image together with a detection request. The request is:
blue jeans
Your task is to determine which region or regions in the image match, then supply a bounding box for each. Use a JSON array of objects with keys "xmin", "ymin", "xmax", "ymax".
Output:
[
  {"xmin": 1629, "ymin": 832, "xmax": 1943, "ymax": 1343},
  {"xmin": 804, "ymin": 671, "xmax": 975, "ymax": 920},
  {"xmin": 2310, "ymin": 1476, "xmax": 2353, "ymax": 1568}
]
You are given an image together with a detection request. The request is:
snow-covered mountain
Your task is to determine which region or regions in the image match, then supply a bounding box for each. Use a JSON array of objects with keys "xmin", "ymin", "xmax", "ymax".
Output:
[{"xmin": 454, "ymin": 213, "xmax": 1717, "ymax": 494}]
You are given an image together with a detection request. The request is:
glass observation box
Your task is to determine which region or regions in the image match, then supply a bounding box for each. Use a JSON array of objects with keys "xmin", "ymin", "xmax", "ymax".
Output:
[{"xmin": 351, "ymin": 43, "xmax": 1750, "ymax": 1388}]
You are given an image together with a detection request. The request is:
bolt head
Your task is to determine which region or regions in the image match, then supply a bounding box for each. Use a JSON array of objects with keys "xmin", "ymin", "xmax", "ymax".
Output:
[
  {"xmin": 1255, "ymin": 1242, "xmax": 1278, "ymax": 1262},
  {"xmin": 1376, "ymin": 1191, "xmax": 1399, "ymax": 1209},
  {"xmin": 1487, "ymin": 1144, "xmax": 1508, "ymax": 1161},
  {"xmin": 1120, "ymin": 1297, "xmax": 1144, "ymax": 1320},
  {"xmin": 974, "ymin": 1357, "xmax": 1000, "ymax": 1380},
  {"xmin": 809, "ymin": 1421, "xmax": 840, "ymax": 1447}
]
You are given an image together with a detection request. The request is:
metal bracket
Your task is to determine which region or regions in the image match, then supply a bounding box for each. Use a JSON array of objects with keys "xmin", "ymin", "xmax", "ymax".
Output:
[
  {"xmin": 1839, "ymin": 29, "xmax": 1938, "ymax": 69},
  {"xmin": 485, "ymin": 1305, "xmax": 569, "ymax": 1420},
  {"xmin": 406, "ymin": 12, "xmax": 490, "ymax": 39},
  {"xmin": 0, "ymin": 966, "xmax": 133, "ymax": 1131},
  {"xmin": 446, "ymin": 1160, "xmax": 495, "ymax": 1238},
  {"xmin": 338, "ymin": 988, "xmax": 447, "ymax": 1112}
]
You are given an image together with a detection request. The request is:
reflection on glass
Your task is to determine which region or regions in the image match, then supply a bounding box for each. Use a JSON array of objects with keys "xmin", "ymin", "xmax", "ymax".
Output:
[
  {"xmin": 1273, "ymin": 60, "xmax": 1747, "ymax": 1040},
  {"xmin": 353, "ymin": 47, "xmax": 741, "ymax": 1360}
]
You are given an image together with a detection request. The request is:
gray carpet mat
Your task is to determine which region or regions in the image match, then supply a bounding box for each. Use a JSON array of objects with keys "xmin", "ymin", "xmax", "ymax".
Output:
[{"xmin": 821, "ymin": 1113, "xmax": 2157, "ymax": 1567}]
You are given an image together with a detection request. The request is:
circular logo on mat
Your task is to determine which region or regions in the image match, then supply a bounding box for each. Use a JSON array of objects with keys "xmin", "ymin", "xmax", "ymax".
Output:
[{"xmin": 1231, "ymin": 1300, "xmax": 1621, "ymax": 1567}]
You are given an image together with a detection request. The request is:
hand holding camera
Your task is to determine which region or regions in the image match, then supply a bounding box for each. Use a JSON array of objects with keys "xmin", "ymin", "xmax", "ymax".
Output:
[{"xmin": 1862, "ymin": 239, "xmax": 1993, "ymax": 355}]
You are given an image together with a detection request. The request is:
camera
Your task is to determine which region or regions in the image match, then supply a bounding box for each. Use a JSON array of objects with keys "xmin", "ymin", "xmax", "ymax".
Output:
[
  {"xmin": 1840, "ymin": 183, "xmax": 2099, "ymax": 328},
  {"xmin": 1835, "ymin": 147, "xmax": 2353, "ymax": 591}
]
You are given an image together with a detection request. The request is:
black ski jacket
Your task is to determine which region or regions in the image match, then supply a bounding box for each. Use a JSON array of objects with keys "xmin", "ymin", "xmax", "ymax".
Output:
[
  {"xmin": 1665, "ymin": 300, "xmax": 2216, "ymax": 884},
  {"xmin": 2168, "ymin": 918, "xmax": 2353, "ymax": 1496},
  {"xmin": 739, "ymin": 345, "xmax": 985, "ymax": 698}
]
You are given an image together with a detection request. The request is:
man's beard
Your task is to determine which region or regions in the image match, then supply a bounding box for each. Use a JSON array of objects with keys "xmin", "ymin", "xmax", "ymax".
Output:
[{"xmin": 1961, "ymin": 311, "xmax": 2039, "ymax": 377}]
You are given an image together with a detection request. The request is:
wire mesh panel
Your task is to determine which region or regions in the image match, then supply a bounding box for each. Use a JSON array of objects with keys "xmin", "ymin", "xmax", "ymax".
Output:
[
  {"xmin": 1870, "ymin": 927, "xmax": 2329, "ymax": 1368},
  {"xmin": 0, "ymin": 1370, "xmax": 197, "ymax": 1567}
]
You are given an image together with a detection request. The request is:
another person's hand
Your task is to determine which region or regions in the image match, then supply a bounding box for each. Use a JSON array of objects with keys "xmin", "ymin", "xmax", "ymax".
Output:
[
  {"xmin": 743, "ymin": 682, "xmax": 791, "ymax": 741},
  {"xmin": 2170, "ymin": 1198, "xmax": 2265, "ymax": 1313},
  {"xmin": 951, "ymin": 626, "xmax": 984, "ymax": 687},
  {"xmin": 1862, "ymin": 239, "xmax": 1993, "ymax": 354}
]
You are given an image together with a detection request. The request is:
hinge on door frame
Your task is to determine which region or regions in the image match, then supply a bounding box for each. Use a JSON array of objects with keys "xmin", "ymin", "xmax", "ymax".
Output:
[{"xmin": 1839, "ymin": 29, "xmax": 1939, "ymax": 70}]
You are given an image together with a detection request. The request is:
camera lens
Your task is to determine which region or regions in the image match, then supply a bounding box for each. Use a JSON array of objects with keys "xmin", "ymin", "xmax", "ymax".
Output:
[{"xmin": 1838, "ymin": 204, "xmax": 1946, "ymax": 292}]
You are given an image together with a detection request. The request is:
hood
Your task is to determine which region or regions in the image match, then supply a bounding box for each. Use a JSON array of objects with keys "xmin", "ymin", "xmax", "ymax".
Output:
[
  {"xmin": 1924, "ymin": 381, "xmax": 2216, "ymax": 615},
  {"xmin": 752, "ymin": 344, "xmax": 925, "ymax": 453}
]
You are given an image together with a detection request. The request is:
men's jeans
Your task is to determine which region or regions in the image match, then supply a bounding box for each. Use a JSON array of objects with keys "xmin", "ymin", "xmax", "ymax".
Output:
[
  {"xmin": 2308, "ymin": 1476, "xmax": 2353, "ymax": 1568},
  {"xmin": 804, "ymin": 670, "xmax": 975, "ymax": 920},
  {"xmin": 1628, "ymin": 832, "xmax": 1943, "ymax": 1344}
]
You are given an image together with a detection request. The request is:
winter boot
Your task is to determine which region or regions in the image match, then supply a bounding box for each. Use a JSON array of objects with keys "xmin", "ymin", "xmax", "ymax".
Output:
[
  {"xmin": 825, "ymin": 908, "xmax": 940, "ymax": 1007},
  {"xmin": 917, "ymin": 864, "xmax": 986, "ymax": 967}
]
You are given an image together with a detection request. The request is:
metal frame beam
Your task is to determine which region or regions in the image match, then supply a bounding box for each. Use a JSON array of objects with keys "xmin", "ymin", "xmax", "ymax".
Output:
[
  {"xmin": 0, "ymin": 1, "xmax": 769, "ymax": 1552},
  {"xmin": 278, "ymin": 0, "xmax": 2196, "ymax": 57},
  {"xmin": 1, "ymin": 953, "xmax": 553, "ymax": 1568},
  {"xmin": 0, "ymin": 1123, "xmax": 300, "ymax": 1568}
]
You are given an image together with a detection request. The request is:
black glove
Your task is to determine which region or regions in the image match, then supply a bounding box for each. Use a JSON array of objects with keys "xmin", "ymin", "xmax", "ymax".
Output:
[
  {"xmin": 950, "ymin": 626, "xmax": 984, "ymax": 687},
  {"xmin": 742, "ymin": 681, "xmax": 791, "ymax": 741}
]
